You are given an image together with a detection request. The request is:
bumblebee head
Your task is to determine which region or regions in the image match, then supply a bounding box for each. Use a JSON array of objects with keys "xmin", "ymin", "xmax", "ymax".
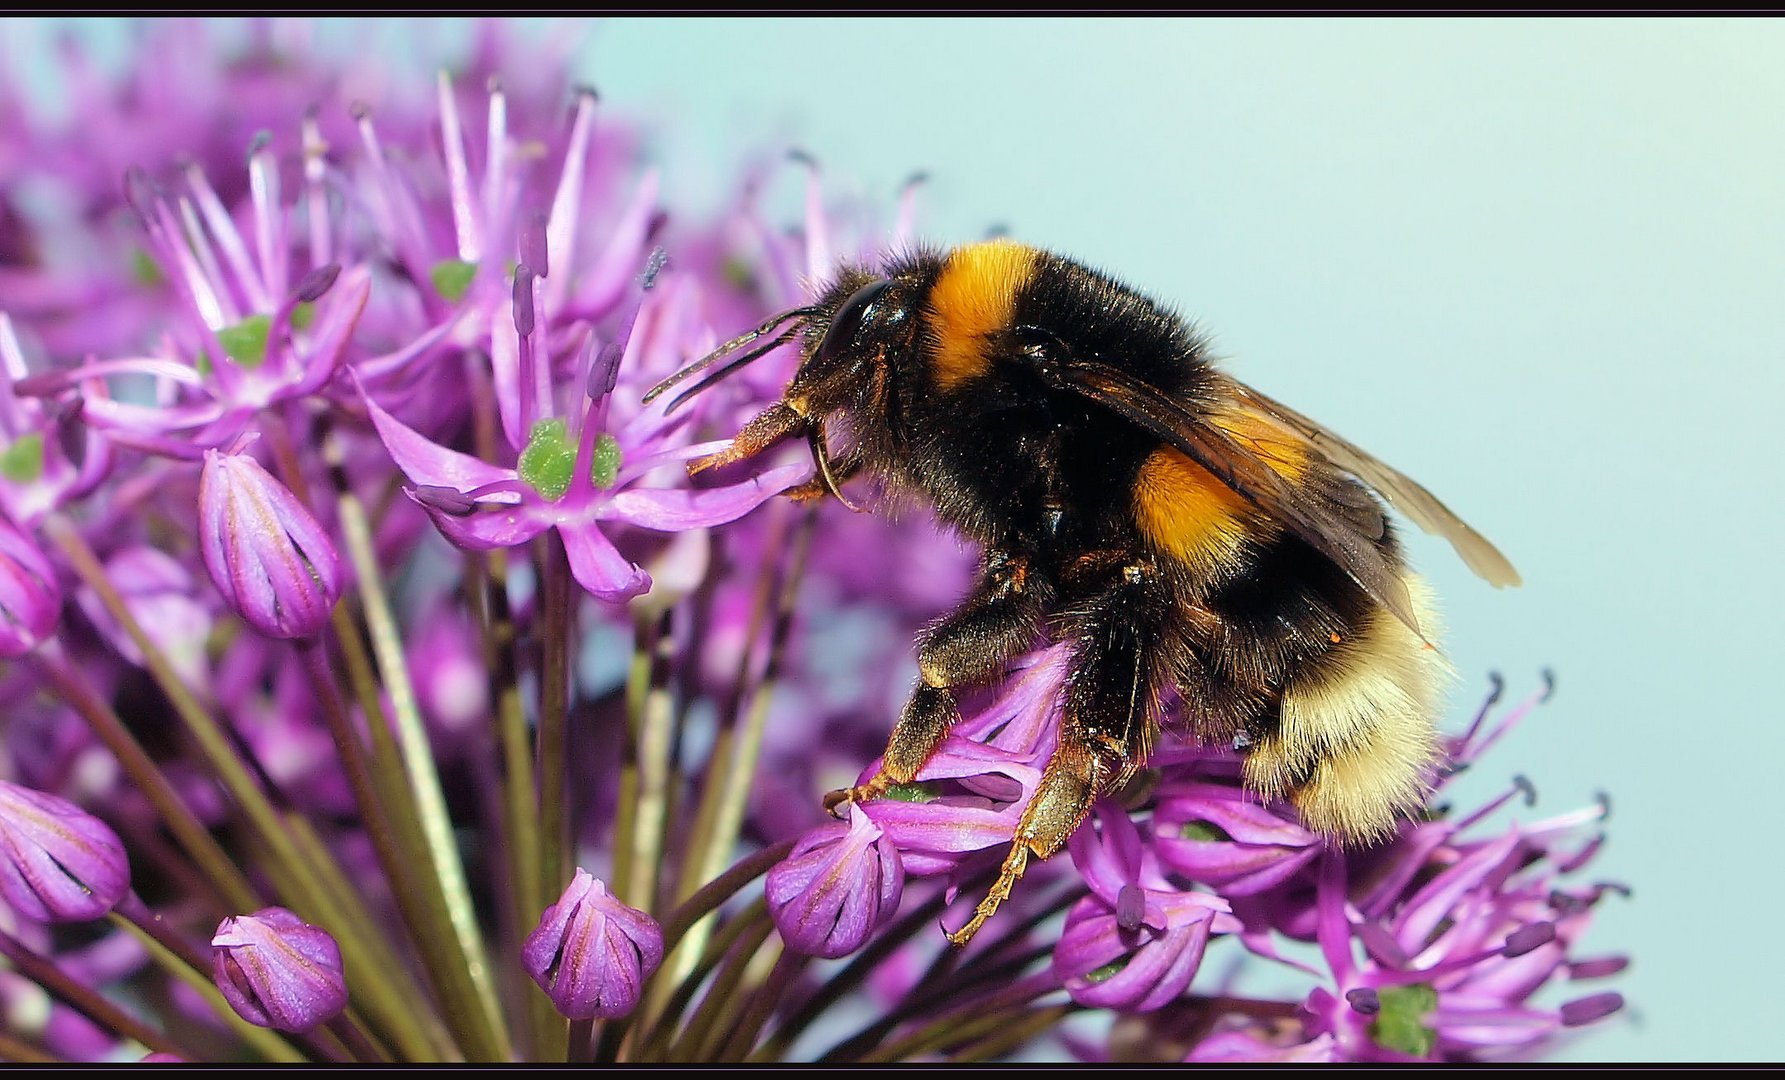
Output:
[
  {"xmin": 642, "ymin": 264, "xmax": 924, "ymax": 495},
  {"xmin": 784, "ymin": 273, "xmax": 924, "ymax": 417}
]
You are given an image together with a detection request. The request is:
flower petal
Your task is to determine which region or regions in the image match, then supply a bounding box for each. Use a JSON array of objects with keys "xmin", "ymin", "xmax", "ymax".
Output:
[
  {"xmin": 360, "ymin": 384, "xmax": 514, "ymax": 491},
  {"xmin": 602, "ymin": 462, "xmax": 806, "ymax": 532},
  {"xmin": 560, "ymin": 523, "xmax": 650, "ymax": 602}
]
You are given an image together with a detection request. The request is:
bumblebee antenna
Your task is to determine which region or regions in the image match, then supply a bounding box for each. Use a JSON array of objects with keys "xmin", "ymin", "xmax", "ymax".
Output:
[
  {"xmin": 661, "ymin": 323, "xmax": 808, "ymax": 414},
  {"xmin": 643, "ymin": 305, "xmax": 818, "ymax": 407}
]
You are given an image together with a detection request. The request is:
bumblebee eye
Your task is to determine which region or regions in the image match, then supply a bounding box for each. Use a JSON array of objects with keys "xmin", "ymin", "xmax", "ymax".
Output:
[{"xmin": 816, "ymin": 279, "xmax": 894, "ymax": 366}]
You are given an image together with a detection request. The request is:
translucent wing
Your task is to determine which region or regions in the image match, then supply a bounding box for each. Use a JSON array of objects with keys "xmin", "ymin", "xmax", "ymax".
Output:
[
  {"xmin": 1219, "ymin": 375, "xmax": 1522, "ymax": 589},
  {"xmin": 1049, "ymin": 359, "xmax": 1428, "ymax": 638}
]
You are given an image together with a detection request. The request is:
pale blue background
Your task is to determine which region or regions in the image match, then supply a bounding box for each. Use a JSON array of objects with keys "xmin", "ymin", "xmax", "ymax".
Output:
[{"xmin": 13, "ymin": 17, "xmax": 1784, "ymax": 1063}]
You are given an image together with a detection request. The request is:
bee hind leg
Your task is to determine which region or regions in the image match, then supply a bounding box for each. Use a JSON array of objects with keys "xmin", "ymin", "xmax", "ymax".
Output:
[
  {"xmin": 824, "ymin": 550, "xmax": 1049, "ymax": 814},
  {"xmin": 946, "ymin": 558, "xmax": 1170, "ymax": 946}
]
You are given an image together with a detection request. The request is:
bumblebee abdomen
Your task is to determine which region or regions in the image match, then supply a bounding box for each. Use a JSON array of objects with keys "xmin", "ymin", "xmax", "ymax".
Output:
[
  {"xmin": 1130, "ymin": 408, "xmax": 1309, "ymax": 579},
  {"xmin": 1242, "ymin": 577, "xmax": 1449, "ymax": 842},
  {"xmin": 1147, "ymin": 462, "xmax": 1445, "ymax": 842}
]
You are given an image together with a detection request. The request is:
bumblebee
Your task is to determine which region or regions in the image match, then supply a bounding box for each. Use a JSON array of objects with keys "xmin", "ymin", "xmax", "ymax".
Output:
[{"xmin": 646, "ymin": 239, "xmax": 1519, "ymax": 945}]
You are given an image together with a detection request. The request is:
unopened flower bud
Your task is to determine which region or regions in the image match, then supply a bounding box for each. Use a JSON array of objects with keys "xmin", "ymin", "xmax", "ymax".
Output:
[
  {"xmin": 211, "ymin": 907, "xmax": 347, "ymax": 1033},
  {"xmin": 0, "ymin": 781, "xmax": 128, "ymax": 922},
  {"xmin": 523, "ymin": 869, "xmax": 662, "ymax": 1020},
  {"xmin": 198, "ymin": 451, "xmax": 342, "ymax": 639},
  {"xmin": 0, "ymin": 517, "xmax": 60, "ymax": 657},
  {"xmin": 1052, "ymin": 890, "xmax": 1220, "ymax": 1013},
  {"xmin": 767, "ymin": 805, "xmax": 904, "ymax": 959}
]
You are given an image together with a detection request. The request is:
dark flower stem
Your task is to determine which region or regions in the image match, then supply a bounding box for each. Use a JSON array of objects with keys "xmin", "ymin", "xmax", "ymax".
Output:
[
  {"xmin": 856, "ymin": 972, "xmax": 1065, "ymax": 1063},
  {"xmin": 521, "ymin": 540, "xmax": 572, "ymax": 1062},
  {"xmin": 482, "ymin": 547, "xmax": 545, "ymax": 953},
  {"xmin": 716, "ymin": 948, "xmax": 805, "ymax": 1060},
  {"xmin": 328, "ymin": 1014, "xmax": 394, "ymax": 1064},
  {"xmin": 325, "ymin": 435, "xmax": 512, "ymax": 1062},
  {"xmin": 0, "ymin": 926, "xmax": 184, "ymax": 1058},
  {"xmin": 297, "ymin": 635, "xmax": 490, "ymax": 1061},
  {"xmin": 631, "ymin": 896, "xmax": 774, "ymax": 1061},
  {"xmin": 663, "ymin": 912, "xmax": 777, "ymax": 1061},
  {"xmin": 948, "ymin": 1004, "xmax": 1078, "ymax": 1063},
  {"xmin": 26, "ymin": 648, "xmax": 260, "ymax": 914},
  {"xmin": 0, "ymin": 1030, "xmax": 57, "ymax": 1063},
  {"xmin": 658, "ymin": 839, "xmax": 797, "ymax": 953},
  {"xmin": 661, "ymin": 505, "xmax": 816, "ymax": 1003},
  {"xmin": 535, "ymin": 528, "xmax": 573, "ymax": 901},
  {"xmin": 621, "ymin": 608, "xmax": 675, "ymax": 914},
  {"xmin": 566, "ymin": 1017, "xmax": 596, "ymax": 1065},
  {"xmin": 751, "ymin": 882, "xmax": 963, "ymax": 1061}
]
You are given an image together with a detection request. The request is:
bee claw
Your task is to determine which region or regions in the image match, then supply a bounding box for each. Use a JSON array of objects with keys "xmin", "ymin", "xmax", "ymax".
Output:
[
  {"xmin": 784, "ymin": 477, "xmax": 831, "ymax": 503},
  {"xmin": 821, "ymin": 775, "xmax": 893, "ymax": 817}
]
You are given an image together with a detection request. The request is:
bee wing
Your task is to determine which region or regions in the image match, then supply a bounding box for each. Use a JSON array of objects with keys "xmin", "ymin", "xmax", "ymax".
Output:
[
  {"xmin": 1219, "ymin": 376, "xmax": 1522, "ymax": 589},
  {"xmin": 1052, "ymin": 360, "xmax": 1428, "ymax": 638}
]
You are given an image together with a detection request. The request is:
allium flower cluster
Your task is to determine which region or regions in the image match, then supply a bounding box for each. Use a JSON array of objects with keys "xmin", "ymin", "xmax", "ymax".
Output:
[{"xmin": 0, "ymin": 20, "xmax": 1624, "ymax": 1065}]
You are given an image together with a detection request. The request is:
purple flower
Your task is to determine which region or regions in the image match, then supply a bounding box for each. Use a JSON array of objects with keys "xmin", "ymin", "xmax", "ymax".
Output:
[
  {"xmin": 1151, "ymin": 782, "xmax": 1320, "ymax": 895},
  {"xmin": 0, "ymin": 513, "xmax": 59, "ymax": 658},
  {"xmin": 0, "ymin": 780, "xmax": 129, "ymax": 922},
  {"xmin": 1051, "ymin": 805, "xmax": 1230, "ymax": 1012},
  {"xmin": 1275, "ymin": 692, "xmax": 1628, "ymax": 1061},
  {"xmin": 0, "ymin": 315, "xmax": 112, "ymax": 524},
  {"xmin": 523, "ymin": 868, "xmax": 663, "ymax": 1020},
  {"xmin": 365, "ymin": 259, "xmax": 804, "ymax": 604},
  {"xmin": 768, "ymin": 805, "xmax": 905, "ymax": 959},
  {"xmin": 211, "ymin": 907, "xmax": 348, "ymax": 1033},
  {"xmin": 197, "ymin": 450, "xmax": 342, "ymax": 639},
  {"xmin": 858, "ymin": 645, "xmax": 1071, "ymax": 877}
]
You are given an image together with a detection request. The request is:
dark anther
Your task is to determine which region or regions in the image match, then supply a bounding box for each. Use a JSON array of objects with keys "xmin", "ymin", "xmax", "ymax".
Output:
[
  {"xmin": 512, "ymin": 267, "xmax": 537, "ymax": 337},
  {"xmin": 409, "ymin": 485, "xmax": 478, "ymax": 516},
  {"xmin": 1502, "ymin": 921, "xmax": 1556, "ymax": 958},
  {"xmin": 52, "ymin": 398, "xmax": 88, "ymax": 470},
  {"xmin": 587, "ymin": 343, "xmax": 624, "ymax": 401},
  {"xmin": 294, "ymin": 264, "xmax": 341, "ymax": 303},
  {"xmin": 1559, "ymin": 992, "xmax": 1624, "ymax": 1028},
  {"xmin": 1512, "ymin": 774, "xmax": 1537, "ymax": 806},
  {"xmin": 1345, "ymin": 988, "xmax": 1381, "ymax": 1015},
  {"xmin": 1540, "ymin": 667, "xmax": 1557, "ymax": 701},
  {"xmin": 1116, "ymin": 885, "xmax": 1146, "ymax": 933}
]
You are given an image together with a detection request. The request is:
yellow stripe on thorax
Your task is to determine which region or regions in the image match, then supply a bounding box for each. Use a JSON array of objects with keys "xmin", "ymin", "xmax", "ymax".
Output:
[
  {"xmin": 925, "ymin": 239, "xmax": 1038, "ymax": 391},
  {"xmin": 1131, "ymin": 409, "xmax": 1307, "ymax": 576}
]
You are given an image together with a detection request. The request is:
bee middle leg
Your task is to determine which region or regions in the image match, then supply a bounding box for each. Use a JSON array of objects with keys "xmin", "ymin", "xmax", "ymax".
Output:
[
  {"xmin": 946, "ymin": 559, "xmax": 1171, "ymax": 946},
  {"xmin": 824, "ymin": 549, "xmax": 1050, "ymax": 812}
]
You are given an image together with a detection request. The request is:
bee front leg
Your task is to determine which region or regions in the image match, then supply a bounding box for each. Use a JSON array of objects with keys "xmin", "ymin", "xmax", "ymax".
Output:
[
  {"xmin": 824, "ymin": 550, "xmax": 1050, "ymax": 813},
  {"xmin": 688, "ymin": 401, "xmax": 806, "ymax": 475},
  {"xmin": 947, "ymin": 560, "xmax": 1170, "ymax": 946}
]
